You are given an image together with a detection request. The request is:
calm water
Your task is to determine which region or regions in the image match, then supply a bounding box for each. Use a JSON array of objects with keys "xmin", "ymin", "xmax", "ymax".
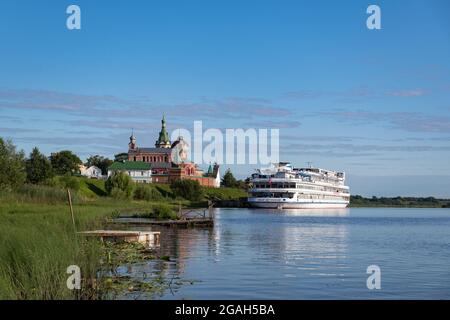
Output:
[{"xmin": 121, "ymin": 208, "xmax": 450, "ymax": 299}]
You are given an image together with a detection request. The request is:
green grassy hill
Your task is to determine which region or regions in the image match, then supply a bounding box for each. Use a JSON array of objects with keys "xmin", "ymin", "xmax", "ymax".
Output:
[
  {"xmin": 202, "ymin": 186, "xmax": 248, "ymax": 200},
  {"xmin": 77, "ymin": 177, "xmax": 107, "ymax": 197}
]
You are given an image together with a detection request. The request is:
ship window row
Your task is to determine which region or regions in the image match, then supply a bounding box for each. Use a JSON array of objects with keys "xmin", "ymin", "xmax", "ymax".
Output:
[
  {"xmin": 253, "ymin": 183, "xmax": 296, "ymax": 189},
  {"xmin": 297, "ymin": 194, "xmax": 349, "ymax": 201},
  {"xmin": 250, "ymin": 192, "xmax": 294, "ymax": 199},
  {"xmin": 250, "ymin": 192, "xmax": 349, "ymax": 201},
  {"xmin": 253, "ymin": 183, "xmax": 348, "ymax": 193}
]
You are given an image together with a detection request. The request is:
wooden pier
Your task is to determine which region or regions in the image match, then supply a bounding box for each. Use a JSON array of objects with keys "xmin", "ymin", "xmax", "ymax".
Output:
[
  {"xmin": 112, "ymin": 204, "xmax": 215, "ymax": 228},
  {"xmin": 112, "ymin": 217, "xmax": 214, "ymax": 228},
  {"xmin": 78, "ymin": 230, "xmax": 161, "ymax": 247}
]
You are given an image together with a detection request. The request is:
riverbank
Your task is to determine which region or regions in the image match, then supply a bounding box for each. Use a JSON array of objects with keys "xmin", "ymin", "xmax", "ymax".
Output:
[
  {"xmin": 0, "ymin": 192, "xmax": 152, "ymax": 299},
  {"xmin": 0, "ymin": 179, "xmax": 246, "ymax": 299},
  {"xmin": 349, "ymin": 195, "xmax": 450, "ymax": 208}
]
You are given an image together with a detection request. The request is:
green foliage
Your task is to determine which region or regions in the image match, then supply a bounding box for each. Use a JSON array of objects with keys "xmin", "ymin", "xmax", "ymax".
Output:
[
  {"xmin": 133, "ymin": 184, "xmax": 163, "ymax": 201},
  {"xmin": 0, "ymin": 182, "xmax": 178, "ymax": 299},
  {"xmin": 350, "ymin": 195, "xmax": 448, "ymax": 208},
  {"xmin": 152, "ymin": 203, "xmax": 178, "ymax": 219},
  {"xmin": 221, "ymin": 169, "xmax": 238, "ymax": 188},
  {"xmin": 0, "ymin": 138, "xmax": 26, "ymax": 191},
  {"xmin": 110, "ymin": 188, "xmax": 128, "ymax": 200},
  {"xmin": 58, "ymin": 174, "xmax": 81, "ymax": 192},
  {"xmin": 153, "ymin": 183, "xmax": 173, "ymax": 198},
  {"xmin": 105, "ymin": 172, "xmax": 133, "ymax": 199},
  {"xmin": 136, "ymin": 203, "xmax": 178, "ymax": 220},
  {"xmin": 80, "ymin": 178, "xmax": 107, "ymax": 197},
  {"xmin": 0, "ymin": 194, "xmax": 146, "ymax": 299},
  {"xmin": 114, "ymin": 152, "xmax": 129, "ymax": 162},
  {"xmin": 203, "ymin": 186, "xmax": 248, "ymax": 200},
  {"xmin": 85, "ymin": 155, "xmax": 113, "ymax": 175},
  {"xmin": 2, "ymin": 184, "xmax": 77, "ymax": 204},
  {"xmin": 50, "ymin": 150, "xmax": 82, "ymax": 175},
  {"xmin": 46, "ymin": 176, "xmax": 106, "ymax": 198},
  {"xmin": 170, "ymin": 179, "xmax": 203, "ymax": 201},
  {"xmin": 26, "ymin": 147, "xmax": 53, "ymax": 184}
]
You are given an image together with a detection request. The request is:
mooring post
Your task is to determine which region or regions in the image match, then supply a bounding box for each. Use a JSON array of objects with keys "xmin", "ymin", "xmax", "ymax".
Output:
[
  {"xmin": 208, "ymin": 200, "xmax": 213, "ymax": 219},
  {"xmin": 67, "ymin": 188, "xmax": 76, "ymax": 233}
]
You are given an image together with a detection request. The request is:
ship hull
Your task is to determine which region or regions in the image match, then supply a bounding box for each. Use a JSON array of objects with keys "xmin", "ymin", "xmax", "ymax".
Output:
[{"xmin": 248, "ymin": 199, "xmax": 349, "ymax": 209}]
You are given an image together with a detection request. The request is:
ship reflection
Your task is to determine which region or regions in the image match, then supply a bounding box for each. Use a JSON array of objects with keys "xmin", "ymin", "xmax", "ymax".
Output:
[
  {"xmin": 239, "ymin": 209, "xmax": 349, "ymax": 267},
  {"xmin": 120, "ymin": 208, "xmax": 350, "ymax": 298},
  {"xmin": 153, "ymin": 208, "xmax": 349, "ymax": 274},
  {"xmin": 258, "ymin": 208, "xmax": 350, "ymax": 217}
]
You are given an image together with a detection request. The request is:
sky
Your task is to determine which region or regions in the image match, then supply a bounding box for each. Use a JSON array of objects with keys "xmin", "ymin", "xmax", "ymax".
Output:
[{"xmin": 0, "ymin": 0, "xmax": 450, "ymax": 197}]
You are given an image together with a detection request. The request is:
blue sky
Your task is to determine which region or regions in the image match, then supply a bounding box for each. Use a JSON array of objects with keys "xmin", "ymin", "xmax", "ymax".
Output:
[{"xmin": 1, "ymin": 0, "xmax": 450, "ymax": 197}]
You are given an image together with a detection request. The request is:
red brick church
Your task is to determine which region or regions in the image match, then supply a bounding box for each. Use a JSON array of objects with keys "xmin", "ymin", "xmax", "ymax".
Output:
[{"xmin": 127, "ymin": 116, "xmax": 220, "ymax": 187}]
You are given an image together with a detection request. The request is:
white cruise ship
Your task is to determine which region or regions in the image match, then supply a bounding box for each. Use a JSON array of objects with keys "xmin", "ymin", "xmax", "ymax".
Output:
[{"xmin": 248, "ymin": 162, "xmax": 350, "ymax": 209}]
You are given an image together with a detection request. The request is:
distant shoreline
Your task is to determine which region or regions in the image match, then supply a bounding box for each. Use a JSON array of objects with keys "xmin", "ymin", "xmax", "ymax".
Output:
[
  {"xmin": 214, "ymin": 196, "xmax": 450, "ymax": 209},
  {"xmin": 349, "ymin": 195, "xmax": 450, "ymax": 208}
]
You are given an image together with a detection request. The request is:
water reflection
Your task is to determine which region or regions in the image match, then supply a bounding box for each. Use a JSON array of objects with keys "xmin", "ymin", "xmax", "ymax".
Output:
[
  {"xmin": 116, "ymin": 208, "xmax": 450, "ymax": 299},
  {"xmin": 140, "ymin": 208, "xmax": 350, "ymax": 299},
  {"xmin": 258, "ymin": 208, "xmax": 350, "ymax": 217},
  {"xmin": 221, "ymin": 209, "xmax": 350, "ymax": 272}
]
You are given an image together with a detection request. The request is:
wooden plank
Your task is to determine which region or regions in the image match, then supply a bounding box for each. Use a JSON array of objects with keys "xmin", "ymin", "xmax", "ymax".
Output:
[
  {"xmin": 78, "ymin": 230, "xmax": 160, "ymax": 247},
  {"xmin": 112, "ymin": 217, "xmax": 214, "ymax": 228}
]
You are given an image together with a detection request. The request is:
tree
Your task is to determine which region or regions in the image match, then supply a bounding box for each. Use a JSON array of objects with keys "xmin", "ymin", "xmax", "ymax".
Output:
[
  {"xmin": 221, "ymin": 169, "xmax": 238, "ymax": 188},
  {"xmin": 236, "ymin": 178, "xmax": 250, "ymax": 190},
  {"xmin": 170, "ymin": 179, "xmax": 203, "ymax": 201},
  {"xmin": 85, "ymin": 155, "xmax": 113, "ymax": 175},
  {"xmin": 50, "ymin": 150, "xmax": 82, "ymax": 175},
  {"xmin": 114, "ymin": 153, "xmax": 129, "ymax": 162},
  {"xmin": 0, "ymin": 138, "xmax": 26, "ymax": 191},
  {"xmin": 26, "ymin": 147, "xmax": 53, "ymax": 184},
  {"xmin": 105, "ymin": 171, "xmax": 133, "ymax": 199}
]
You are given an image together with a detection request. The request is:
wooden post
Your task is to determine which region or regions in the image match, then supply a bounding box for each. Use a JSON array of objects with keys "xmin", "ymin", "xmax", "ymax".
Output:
[
  {"xmin": 208, "ymin": 200, "xmax": 213, "ymax": 219},
  {"xmin": 67, "ymin": 189, "xmax": 76, "ymax": 233}
]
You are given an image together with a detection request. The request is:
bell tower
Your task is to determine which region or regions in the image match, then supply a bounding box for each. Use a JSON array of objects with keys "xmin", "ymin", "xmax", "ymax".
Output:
[
  {"xmin": 155, "ymin": 115, "xmax": 171, "ymax": 148},
  {"xmin": 128, "ymin": 129, "xmax": 137, "ymax": 150}
]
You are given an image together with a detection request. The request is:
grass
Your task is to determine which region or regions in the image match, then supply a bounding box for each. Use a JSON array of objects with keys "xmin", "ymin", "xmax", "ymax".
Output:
[
  {"xmin": 0, "ymin": 176, "xmax": 246, "ymax": 299},
  {"xmin": 132, "ymin": 203, "xmax": 179, "ymax": 220},
  {"xmin": 202, "ymin": 186, "xmax": 248, "ymax": 200},
  {"xmin": 79, "ymin": 178, "xmax": 108, "ymax": 197},
  {"xmin": 0, "ymin": 189, "xmax": 149, "ymax": 299}
]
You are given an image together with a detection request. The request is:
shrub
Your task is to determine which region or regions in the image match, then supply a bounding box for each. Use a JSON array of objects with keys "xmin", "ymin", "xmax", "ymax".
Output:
[
  {"xmin": 133, "ymin": 184, "xmax": 163, "ymax": 201},
  {"xmin": 0, "ymin": 138, "xmax": 26, "ymax": 191},
  {"xmin": 59, "ymin": 174, "xmax": 81, "ymax": 192},
  {"xmin": 105, "ymin": 172, "xmax": 133, "ymax": 199},
  {"xmin": 152, "ymin": 204, "xmax": 177, "ymax": 220},
  {"xmin": 110, "ymin": 188, "xmax": 129, "ymax": 200},
  {"xmin": 170, "ymin": 179, "xmax": 203, "ymax": 201}
]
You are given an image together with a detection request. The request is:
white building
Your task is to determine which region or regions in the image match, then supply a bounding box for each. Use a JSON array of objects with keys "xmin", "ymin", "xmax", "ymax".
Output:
[
  {"xmin": 107, "ymin": 161, "xmax": 152, "ymax": 183},
  {"xmin": 80, "ymin": 165, "xmax": 104, "ymax": 179}
]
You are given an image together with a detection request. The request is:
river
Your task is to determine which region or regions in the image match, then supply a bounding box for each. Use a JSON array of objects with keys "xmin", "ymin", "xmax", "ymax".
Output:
[{"xmin": 119, "ymin": 208, "xmax": 450, "ymax": 299}]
